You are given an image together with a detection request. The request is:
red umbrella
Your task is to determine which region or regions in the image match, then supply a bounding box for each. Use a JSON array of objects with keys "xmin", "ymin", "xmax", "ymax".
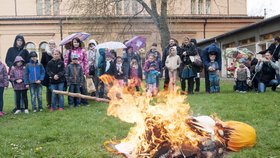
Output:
[{"xmin": 125, "ymin": 36, "xmax": 146, "ymax": 52}]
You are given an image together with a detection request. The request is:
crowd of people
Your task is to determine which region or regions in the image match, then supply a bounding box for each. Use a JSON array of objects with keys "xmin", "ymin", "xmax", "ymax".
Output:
[{"xmin": 0, "ymin": 34, "xmax": 279, "ymax": 116}]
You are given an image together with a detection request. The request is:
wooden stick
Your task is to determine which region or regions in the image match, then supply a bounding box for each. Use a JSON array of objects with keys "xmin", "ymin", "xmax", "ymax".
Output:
[{"xmin": 52, "ymin": 90, "xmax": 110, "ymax": 103}]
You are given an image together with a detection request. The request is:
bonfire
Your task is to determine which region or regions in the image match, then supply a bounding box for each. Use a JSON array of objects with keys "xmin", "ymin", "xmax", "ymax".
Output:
[{"xmin": 104, "ymin": 78, "xmax": 256, "ymax": 158}]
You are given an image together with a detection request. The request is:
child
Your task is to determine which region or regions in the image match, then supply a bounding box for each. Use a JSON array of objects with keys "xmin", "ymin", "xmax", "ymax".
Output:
[
  {"xmin": 165, "ymin": 46, "xmax": 181, "ymax": 91},
  {"xmin": 115, "ymin": 56, "xmax": 125, "ymax": 86},
  {"xmin": 129, "ymin": 58, "xmax": 142, "ymax": 91},
  {"xmin": 234, "ymin": 59, "xmax": 250, "ymax": 93},
  {"xmin": 47, "ymin": 49, "xmax": 66, "ymax": 111},
  {"xmin": 144, "ymin": 54, "xmax": 160, "ymax": 88},
  {"xmin": 0, "ymin": 60, "xmax": 9, "ymax": 116},
  {"xmin": 208, "ymin": 53, "xmax": 220, "ymax": 93},
  {"xmin": 24, "ymin": 51, "xmax": 45, "ymax": 112},
  {"xmin": 10, "ymin": 56, "xmax": 29, "ymax": 114},
  {"xmin": 101, "ymin": 53, "xmax": 115, "ymax": 98},
  {"xmin": 145, "ymin": 63, "xmax": 160, "ymax": 96},
  {"xmin": 66, "ymin": 54, "xmax": 83, "ymax": 107}
]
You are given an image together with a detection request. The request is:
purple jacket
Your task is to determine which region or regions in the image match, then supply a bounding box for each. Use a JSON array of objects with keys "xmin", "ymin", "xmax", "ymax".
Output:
[
  {"xmin": 0, "ymin": 61, "xmax": 9, "ymax": 87},
  {"xmin": 143, "ymin": 60, "xmax": 159, "ymax": 73},
  {"xmin": 10, "ymin": 56, "xmax": 27, "ymax": 90}
]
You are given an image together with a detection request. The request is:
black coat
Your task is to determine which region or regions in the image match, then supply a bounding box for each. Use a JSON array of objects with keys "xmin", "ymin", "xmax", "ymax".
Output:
[
  {"xmin": 46, "ymin": 59, "xmax": 66, "ymax": 84},
  {"xmin": 268, "ymin": 44, "xmax": 280, "ymax": 61},
  {"xmin": 5, "ymin": 35, "xmax": 29, "ymax": 69},
  {"xmin": 41, "ymin": 52, "xmax": 53, "ymax": 86}
]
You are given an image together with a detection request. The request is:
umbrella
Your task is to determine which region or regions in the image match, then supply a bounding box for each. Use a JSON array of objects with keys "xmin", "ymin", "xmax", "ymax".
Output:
[
  {"xmin": 125, "ymin": 36, "xmax": 146, "ymax": 52},
  {"xmin": 60, "ymin": 32, "xmax": 91, "ymax": 46},
  {"xmin": 95, "ymin": 41, "xmax": 127, "ymax": 50}
]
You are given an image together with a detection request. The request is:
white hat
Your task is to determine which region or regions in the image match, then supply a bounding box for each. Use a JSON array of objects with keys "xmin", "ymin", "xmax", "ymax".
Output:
[{"xmin": 89, "ymin": 39, "xmax": 97, "ymax": 46}]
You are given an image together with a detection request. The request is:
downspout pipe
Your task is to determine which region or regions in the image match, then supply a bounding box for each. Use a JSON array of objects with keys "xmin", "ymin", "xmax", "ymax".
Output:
[{"xmin": 203, "ymin": 18, "xmax": 207, "ymax": 39}]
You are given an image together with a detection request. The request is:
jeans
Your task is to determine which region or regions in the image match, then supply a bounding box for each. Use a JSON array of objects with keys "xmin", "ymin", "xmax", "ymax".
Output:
[
  {"xmin": 15, "ymin": 90, "xmax": 28, "ymax": 110},
  {"xmin": 209, "ymin": 73, "xmax": 220, "ymax": 93},
  {"xmin": 236, "ymin": 80, "xmax": 247, "ymax": 91},
  {"xmin": 276, "ymin": 74, "xmax": 280, "ymax": 84},
  {"xmin": 68, "ymin": 84, "xmax": 81, "ymax": 106},
  {"xmin": 258, "ymin": 79, "xmax": 278, "ymax": 93},
  {"xmin": 30, "ymin": 84, "xmax": 43, "ymax": 110},
  {"xmin": 0, "ymin": 87, "xmax": 4, "ymax": 111},
  {"xmin": 50, "ymin": 83, "xmax": 64, "ymax": 109}
]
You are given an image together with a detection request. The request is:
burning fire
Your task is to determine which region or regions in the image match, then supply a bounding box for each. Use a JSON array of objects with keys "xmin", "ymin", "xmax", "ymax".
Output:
[{"xmin": 102, "ymin": 76, "xmax": 256, "ymax": 158}]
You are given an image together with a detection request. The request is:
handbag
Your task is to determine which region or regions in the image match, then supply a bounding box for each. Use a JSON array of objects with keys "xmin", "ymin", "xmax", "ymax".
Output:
[
  {"xmin": 85, "ymin": 77, "xmax": 96, "ymax": 93},
  {"xmin": 189, "ymin": 54, "xmax": 202, "ymax": 67}
]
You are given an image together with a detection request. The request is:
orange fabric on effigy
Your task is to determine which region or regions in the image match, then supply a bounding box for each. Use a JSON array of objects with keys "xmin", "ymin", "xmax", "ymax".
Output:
[{"xmin": 222, "ymin": 121, "xmax": 256, "ymax": 152}]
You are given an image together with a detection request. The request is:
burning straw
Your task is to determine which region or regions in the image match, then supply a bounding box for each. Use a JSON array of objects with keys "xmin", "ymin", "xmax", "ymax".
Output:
[{"xmin": 103, "ymin": 79, "xmax": 256, "ymax": 158}]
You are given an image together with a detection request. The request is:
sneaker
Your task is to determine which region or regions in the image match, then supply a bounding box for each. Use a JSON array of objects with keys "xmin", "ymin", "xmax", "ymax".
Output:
[
  {"xmin": 0, "ymin": 111, "xmax": 4, "ymax": 116},
  {"xmin": 39, "ymin": 109, "xmax": 43, "ymax": 112},
  {"xmin": 24, "ymin": 109, "xmax": 29, "ymax": 114},
  {"xmin": 33, "ymin": 109, "xmax": 37, "ymax": 113},
  {"xmin": 14, "ymin": 110, "xmax": 21, "ymax": 114},
  {"xmin": 50, "ymin": 107, "xmax": 54, "ymax": 112},
  {"xmin": 58, "ymin": 108, "xmax": 63, "ymax": 111}
]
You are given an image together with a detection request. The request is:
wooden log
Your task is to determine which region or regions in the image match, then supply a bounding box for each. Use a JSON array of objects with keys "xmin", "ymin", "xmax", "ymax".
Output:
[{"xmin": 52, "ymin": 90, "xmax": 110, "ymax": 103}]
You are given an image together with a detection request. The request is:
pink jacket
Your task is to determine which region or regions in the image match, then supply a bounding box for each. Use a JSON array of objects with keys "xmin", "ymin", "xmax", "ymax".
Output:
[{"xmin": 64, "ymin": 48, "xmax": 89, "ymax": 75}]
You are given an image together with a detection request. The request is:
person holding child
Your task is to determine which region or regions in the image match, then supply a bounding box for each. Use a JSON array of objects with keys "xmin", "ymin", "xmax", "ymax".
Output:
[
  {"xmin": 24, "ymin": 51, "xmax": 45, "ymax": 112},
  {"xmin": 0, "ymin": 60, "xmax": 9, "ymax": 116},
  {"xmin": 10, "ymin": 56, "xmax": 29, "ymax": 114},
  {"xmin": 66, "ymin": 54, "xmax": 84, "ymax": 107},
  {"xmin": 47, "ymin": 49, "xmax": 65, "ymax": 111},
  {"xmin": 165, "ymin": 46, "xmax": 181, "ymax": 91}
]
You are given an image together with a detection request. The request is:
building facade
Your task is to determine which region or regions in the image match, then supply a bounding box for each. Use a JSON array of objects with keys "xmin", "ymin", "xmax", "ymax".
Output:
[{"xmin": 0, "ymin": 0, "xmax": 262, "ymax": 63}]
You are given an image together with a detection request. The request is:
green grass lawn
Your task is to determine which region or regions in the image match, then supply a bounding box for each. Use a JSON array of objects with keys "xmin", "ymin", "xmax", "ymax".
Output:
[{"xmin": 0, "ymin": 80, "xmax": 280, "ymax": 158}]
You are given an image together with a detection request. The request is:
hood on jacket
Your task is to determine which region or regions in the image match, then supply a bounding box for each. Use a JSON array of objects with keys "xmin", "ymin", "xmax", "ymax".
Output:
[
  {"xmin": 99, "ymin": 48, "xmax": 105, "ymax": 56},
  {"xmin": 207, "ymin": 44, "xmax": 221, "ymax": 56},
  {"xmin": 88, "ymin": 39, "xmax": 97, "ymax": 46},
  {"xmin": 13, "ymin": 34, "xmax": 26, "ymax": 49},
  {"xmin": 14, "ymin": 56, "xmax": 25, "ymax": 64}
]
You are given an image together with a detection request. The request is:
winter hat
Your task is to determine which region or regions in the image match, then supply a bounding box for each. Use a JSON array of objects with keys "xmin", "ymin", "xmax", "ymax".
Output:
[
  {"xmin": 71, "ymin": 54, "xmax": 79, "ymax": 60},
  {"xmin": 29, "ymin": 51, "xmax": 38, "ymax": 57},
  {"xmin": 150, "ymin": 63, "xmax": 156, "ymax": 67},
  {"xmin": 88, "ymin": 39, "xmax": 97, "ymax": 46},
  {"xmin": 14, "ymin": 56, "xmax": 25, "ymax": 64}
]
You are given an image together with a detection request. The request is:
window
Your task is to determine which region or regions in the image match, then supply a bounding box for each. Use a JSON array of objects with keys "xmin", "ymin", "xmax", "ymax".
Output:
[
  {"xmin": 45, "ymin": 0, "xmax": 51, "ymax": 15},
  {"xmin": 39, "ymin": 42, "xmax": 47, "ymax": 60},
  {"xmin": 191, "ymin": 0, "xmax": 196, "ymax": 14},
  {"xmin": 26, "ymin": 42, "xmax": 36, "ymax": 53},
  {"xmin": 53, "ymin": 0, "xmax": 60, "ymax": 15},
  {"xmin": 132, "ymin": 1, "xmax": 140, "ymax": 14},
  {"xmin": 206, "ymin": 0, "xmax": 211, "ymax": 14},
  {"xmin": 123, "ymin": 0, "xmax": 131, "ymax": 15},
  {"xmin": 37, "ymin": 0, "xmax": 60, "ymax": 16},
  {"xmin": 116, "ymin": 1, "xmax": 122, "ymax": 15},
  {"xmin": 37, "ymin": 0, "xmax": 43, "ymax": 15},
  {"xmin": 198, "ymin": 0, "xmax": 203, "ymax": 14}
]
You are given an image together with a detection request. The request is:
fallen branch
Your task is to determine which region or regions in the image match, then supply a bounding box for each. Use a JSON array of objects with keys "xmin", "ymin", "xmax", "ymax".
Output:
[{"xmin": 52, "ymin": 90, "xmax": 110, "ymax": 103}]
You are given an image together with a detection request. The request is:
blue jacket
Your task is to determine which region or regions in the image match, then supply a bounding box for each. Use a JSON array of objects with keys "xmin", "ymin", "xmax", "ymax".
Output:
[
  {"xmin": 202, "ymin": 44, "xmax": 222, "ymax": 70},
  {"xmin": 97, "ymin": 48, "xmax": 106, "ymax": 76},
  {"xmin": 24, "ymin": 60, "xmax": 45, "ymax": 85},
  {"xmin": 145, "ymin": 70, "xmax": 160, "ymax": 84}
]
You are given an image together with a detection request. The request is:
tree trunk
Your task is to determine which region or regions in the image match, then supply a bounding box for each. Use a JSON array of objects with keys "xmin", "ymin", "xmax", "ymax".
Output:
[{"xmin": 157, "ymin": 18, "xmax": 170, "ymax": 52}]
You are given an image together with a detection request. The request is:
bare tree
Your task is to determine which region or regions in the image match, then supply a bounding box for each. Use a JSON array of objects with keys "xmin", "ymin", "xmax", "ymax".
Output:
[{"xmin": 68, "ymin": 0, "xmax": 171, "ymax": 51}]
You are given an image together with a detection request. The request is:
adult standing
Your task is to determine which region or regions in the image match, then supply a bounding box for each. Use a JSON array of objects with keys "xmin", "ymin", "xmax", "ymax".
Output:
[
  {"xmin": 162, "ymin": 38, "xmax": 181, "ymax": 90},
  {"xmin": 64, "ymin": 37, "xmax": 89, "ymax": 105},
  {"xmin": 268, "ymin": 36, "xmax": 280, "ymax": 83},
  {"xmin": 179, "ymin": 36, "xmax": 197, "ymax": 94},
  {"xmin": 255, "ymin": 51, "xmax": 279, "ymax": 93},
  {"xmin": 123, "ymin": 46, "xmax": 137, "ymax": 83},
  {"xmin": 87, "ymin": 39, "xmax": 99, "ymax": 97},
  {"xmin": 6, "ymin": 34, "xmax": 29, "ymax": 112},
  {"xmin": 6, "ymin": 34, "xmax": 29, "ymax": 72},
  {"xmin": 41, "ymin": 40, "xmax": 57, "ymax": 108},
  {"xmin": 202, "ymin": 44, "xmax": 222, "ymax": 93},
  {"xmin": 190, "ymin": 39, "xmax": 203, "ymax": 92}
]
